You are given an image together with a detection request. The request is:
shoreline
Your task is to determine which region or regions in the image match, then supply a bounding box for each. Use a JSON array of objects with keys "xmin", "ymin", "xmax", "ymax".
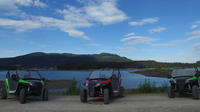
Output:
[{"xmin": 131, "ymin": 69, "xmax": 172, "ymax": 78}]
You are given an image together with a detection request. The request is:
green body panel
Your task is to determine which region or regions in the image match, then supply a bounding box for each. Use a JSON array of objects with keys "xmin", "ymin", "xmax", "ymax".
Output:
[
  {"xmin": 170, "ymin": 78, "xmax": 176, "ymax": 82},
  {"xmin": 5, "ymin": 78, "xmax": 18, "ymax": 93},
  {"xmin": 18, "ymin": 79, "xmax": 32, "ymax": 84},
  {"xmin": 4, "ymin": 78, "xmax": 33, "ymax": 94},
  {"xmin": 170, "ymin": 76, "xmax": 199, "ymax": 94},
  {"xmin": 187, "ymin": 76, "xmax": 197, "ymax": 81},
  {"xmin": 5, "ymin": 78, "xmax": 10, "ymax": 93},
  {"xmin": 170, "ymin": 76, "xmax": 198, "ymax": 83}
]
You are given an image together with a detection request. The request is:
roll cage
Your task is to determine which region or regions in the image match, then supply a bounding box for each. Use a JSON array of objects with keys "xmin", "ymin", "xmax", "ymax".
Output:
[
  {"xmin": 88, "ymin": 68, "xmax": 121, "ymax": 80},
  {"xmin": 6, "ymin": 70, "xmax": 42, "ymax": 80},
  {"xmin": 171, "ymin": 67, "xmax": 199, "ymax": 78}
]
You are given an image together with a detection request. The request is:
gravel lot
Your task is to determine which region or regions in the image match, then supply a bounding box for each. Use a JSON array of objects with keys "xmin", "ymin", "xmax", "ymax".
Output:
[{"xmin": 0, "ymin": 94, "xmax": 200, "ymax": 112}]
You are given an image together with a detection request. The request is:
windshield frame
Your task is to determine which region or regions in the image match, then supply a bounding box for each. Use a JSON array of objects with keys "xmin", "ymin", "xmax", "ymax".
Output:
[
  {"xmin": 171, "ymin": 69, "xmax": 197, "ymax": 78},
  {"xmin": 88, "ymin": 69, "xmax": 113, "ymax": 79},
  {"xmin": 88, "ymin": 69, "xmax": 121, "ymax": 79},
  {"xmin": 18, "ymin": 70, "xmax": 42, "ymax": 80}
]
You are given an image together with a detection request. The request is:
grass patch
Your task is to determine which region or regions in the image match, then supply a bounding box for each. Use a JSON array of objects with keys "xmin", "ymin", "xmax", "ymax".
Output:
[
  {"xmin": 125, "ymin": 79, "xmax": 168, "ymax": 94},
  {"xmin": 62, "ymin": 79, "xmax": 168, "ymax": 96},
  {"xmin": 63, "ymin": 80, "xmax": 80, "ymax": 96}
]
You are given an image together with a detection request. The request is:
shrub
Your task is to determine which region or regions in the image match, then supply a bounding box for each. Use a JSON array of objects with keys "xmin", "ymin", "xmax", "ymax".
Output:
[
  {"xmin": 64, "ymin": 80, "xmax": 80, "ymax": 95},
  {"xmin": 125, "ymin": 79, "xmax": 168, "ymax": 94}
]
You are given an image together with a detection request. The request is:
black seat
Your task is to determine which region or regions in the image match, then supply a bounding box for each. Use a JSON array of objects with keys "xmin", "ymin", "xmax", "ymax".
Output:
[
  {"xmin": 8, "ymin": 74, "xmax": 18, "ymax": 91},
  {"xmin": 111, "ymin": 74, "xmax": 119, "ymax": 91}
]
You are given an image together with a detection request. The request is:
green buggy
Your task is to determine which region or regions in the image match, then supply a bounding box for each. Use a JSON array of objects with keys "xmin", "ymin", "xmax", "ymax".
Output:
[
  {"xmin": 168, "ymin": 68, "xmax": 200, "ymax": 99},
  {"xmin": 0, "ymin": 70, "xmax": 48, "ymax": 104}
]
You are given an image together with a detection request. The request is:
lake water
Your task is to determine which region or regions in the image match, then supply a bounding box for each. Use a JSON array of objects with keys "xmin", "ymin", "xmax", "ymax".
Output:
[{"xmin": 0, "ymin": 69, "xmax": 169, "ymax": 89}]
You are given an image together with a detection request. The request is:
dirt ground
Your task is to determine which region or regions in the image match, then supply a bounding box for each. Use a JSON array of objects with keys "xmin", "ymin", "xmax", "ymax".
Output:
[{"xmin": 0, "ymin": 94, "xmax": 200, "ymax": 112}]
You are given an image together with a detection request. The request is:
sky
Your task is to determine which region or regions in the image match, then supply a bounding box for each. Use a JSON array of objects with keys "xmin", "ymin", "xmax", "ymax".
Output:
[{"xmin": 0, "ymin": 0, "xmax": 200, "ymax": 63}]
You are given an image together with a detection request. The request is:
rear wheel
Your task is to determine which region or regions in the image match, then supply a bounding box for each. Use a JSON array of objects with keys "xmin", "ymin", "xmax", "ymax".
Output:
[
  {"xmin": 19, "ymin": 88, "xmax": 26, "ymax": 104},
  {"xmin": 42, "ymin": 88, "xmax": 48, "ymax": 101},
  {"xmin": 192, "ymin": 85, "xmax": 199, "ymax": 99},
  {"xmin": 168, "ymin": 86, "xmax": 175, "ymax": 98},
  {"xmin": 1, "ymin": 86, "xmax": 7, "ymax": 99},
  {"xmin": 80, "ymin": 88, "xmax": 87, "ymax": 103},
  {"xmin": 119, "ymin": 87, "xmax": 125, "ymax": 97},
  {"xmin": 104, "ymin": 88, "xmax": 109, "ymax": 104}
]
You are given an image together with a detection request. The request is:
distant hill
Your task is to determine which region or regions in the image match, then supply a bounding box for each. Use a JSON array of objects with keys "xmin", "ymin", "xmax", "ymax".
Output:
[
  {"xmin": 0, "ymin": 52, "xmax": 197, "ymax": 70},
  {"xmin": 0, "ymin": 52, "xmax": 132, "ymax": 69}
]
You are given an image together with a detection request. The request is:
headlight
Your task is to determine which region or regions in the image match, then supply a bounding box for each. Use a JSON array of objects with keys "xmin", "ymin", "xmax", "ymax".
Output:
[
  {"xmin": 95, "ymin": 83, "xmax": 101, "ymax": 87},
  {"xmin": 29, "ymin": 83, "xmax": 33, "ymax": 86}
]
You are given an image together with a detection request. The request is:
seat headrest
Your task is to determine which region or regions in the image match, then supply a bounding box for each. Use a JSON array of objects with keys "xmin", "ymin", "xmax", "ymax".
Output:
[{"xmin": 11, "ymin": 74, "xmax": 18, "ymax": 79}]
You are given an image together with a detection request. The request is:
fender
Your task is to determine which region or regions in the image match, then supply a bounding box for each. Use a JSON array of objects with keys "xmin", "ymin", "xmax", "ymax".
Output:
[{"xmin": 81, "ymin": 83, "xmax": 88, "ymax": 90}]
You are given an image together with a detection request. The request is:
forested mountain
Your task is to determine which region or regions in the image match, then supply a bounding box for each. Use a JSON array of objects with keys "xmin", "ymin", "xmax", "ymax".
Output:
[
  {"xmin": 0, "ymin": 52, "xmax": 132, "ymax": 69},
  {"xmin": 0, "ymin": 52, "xmax": 197, "ymax": 70}
]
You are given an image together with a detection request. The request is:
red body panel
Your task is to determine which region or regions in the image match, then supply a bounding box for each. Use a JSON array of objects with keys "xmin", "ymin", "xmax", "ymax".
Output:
[{"xmin": 98, "ymin": 79, "xmax": 111, "ymax": 84}]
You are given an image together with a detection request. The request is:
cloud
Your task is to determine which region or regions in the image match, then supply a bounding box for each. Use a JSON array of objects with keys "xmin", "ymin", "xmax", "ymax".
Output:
[
  {"xmin": 63, "ymin": 0, "xmax": 128, "ymax": 25},
  {"xmin": 186, "ymin": 30, "xmax": 200, "ymax": 41},
  {"xmin": 67, "ymin": 30, "xmax": 90, "ymax": 40},
  {"xmin": 84, "ymin": 1, "xmax": 128, "ymax": 25},
  {"xmin": 0, "ymin": 3, "xmax": 93, "ymax": 40},
  {"xmin": 186, "ymin": 35, "xmax": 200, "ymax": 41},
  {"xmin": 120, "ymin": 36, "xmax": 142, "ymax": 42},
  {"xmin": 57, "ymin": 5, "xmax": 93, "ymax": 28},
  {"xmin": 0, "ymin": 0, "xmax": 127, "ymax": 40},
  {"xmin": 124, "ymin": 32, "xmax": 135, "ymax": 37},
  {"xmin": 153, "ymin": 40, "xmax": 184, "ymax": 47},
  {"xmin": 154, "ymin": 30, "xmax": 200, "ymax": 47},
  {"xmin": 0, "ymin": 18, "xmax": 42, "ymax": 32},
  {"xmin": 120, "ymin": 36, "xmax": 157, "ymax": 45},
  {"xmin": 191, "ymin": 21, "xmax": 200, "ymax": 29},
  {"xmin": 188, "ymin": 30, "xmax": 200, "ymax": 35},
  {"xmin": 34, "ymin": 16, "xmax": 91, "ymax": 40},
  {"xmin": 0, "ymin": 0, "xmax": 47, "ymax": 16},
  {"xmin": 148, "ymin": 27, "xmax": 166, "ymax": 34},
  {"xmin": 0, "ymin": 16, "xmax": 91, "ymax": 40},
  {"xmin": 129, "ymin": 17, "xmax": 159, "ymax": 26},
  {"xmin": 0, "ymin": 0, "xmax": 47, "ymax": 11},
  {"xmin": 192, "ymin": 25, "xmax": 198, "ymax": 29},
  {"xmin": 192, "ymin": 43, "xmax": 200, "ymax": 52},
  {"xmin": 15, "ymin": 0, "xmax": 47, "ymax": 7}
]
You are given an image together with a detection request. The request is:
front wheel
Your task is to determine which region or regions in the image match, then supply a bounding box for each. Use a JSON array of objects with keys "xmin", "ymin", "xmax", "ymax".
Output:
[
  {"xmin": 19, "ymin": 88, "xmax": 26, "ymax": 104},
  {"xmin": 192, "ymin": 85, "xmax": 199, "ymax": 99},
  {"xmin": 1, "ymin": 86, "xmax": 7, "ymax": 99},
  {"xmin": 42, "ymin": 88, "xmax": 48, "ymax": 101},
  {"xmin": 119, "ymin": 87, "xmax": 125, "ymax": 97},
  {"xmin": 104, "ymin": 88, "xmax": 109, "ymax": 104},
  {"xmin": 168, "ymin": 86, "xmax": 175, "ymax": 98},
  {"xmin": 80, "ymin": 88, "xmax": 87, "ymax": 103}
]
